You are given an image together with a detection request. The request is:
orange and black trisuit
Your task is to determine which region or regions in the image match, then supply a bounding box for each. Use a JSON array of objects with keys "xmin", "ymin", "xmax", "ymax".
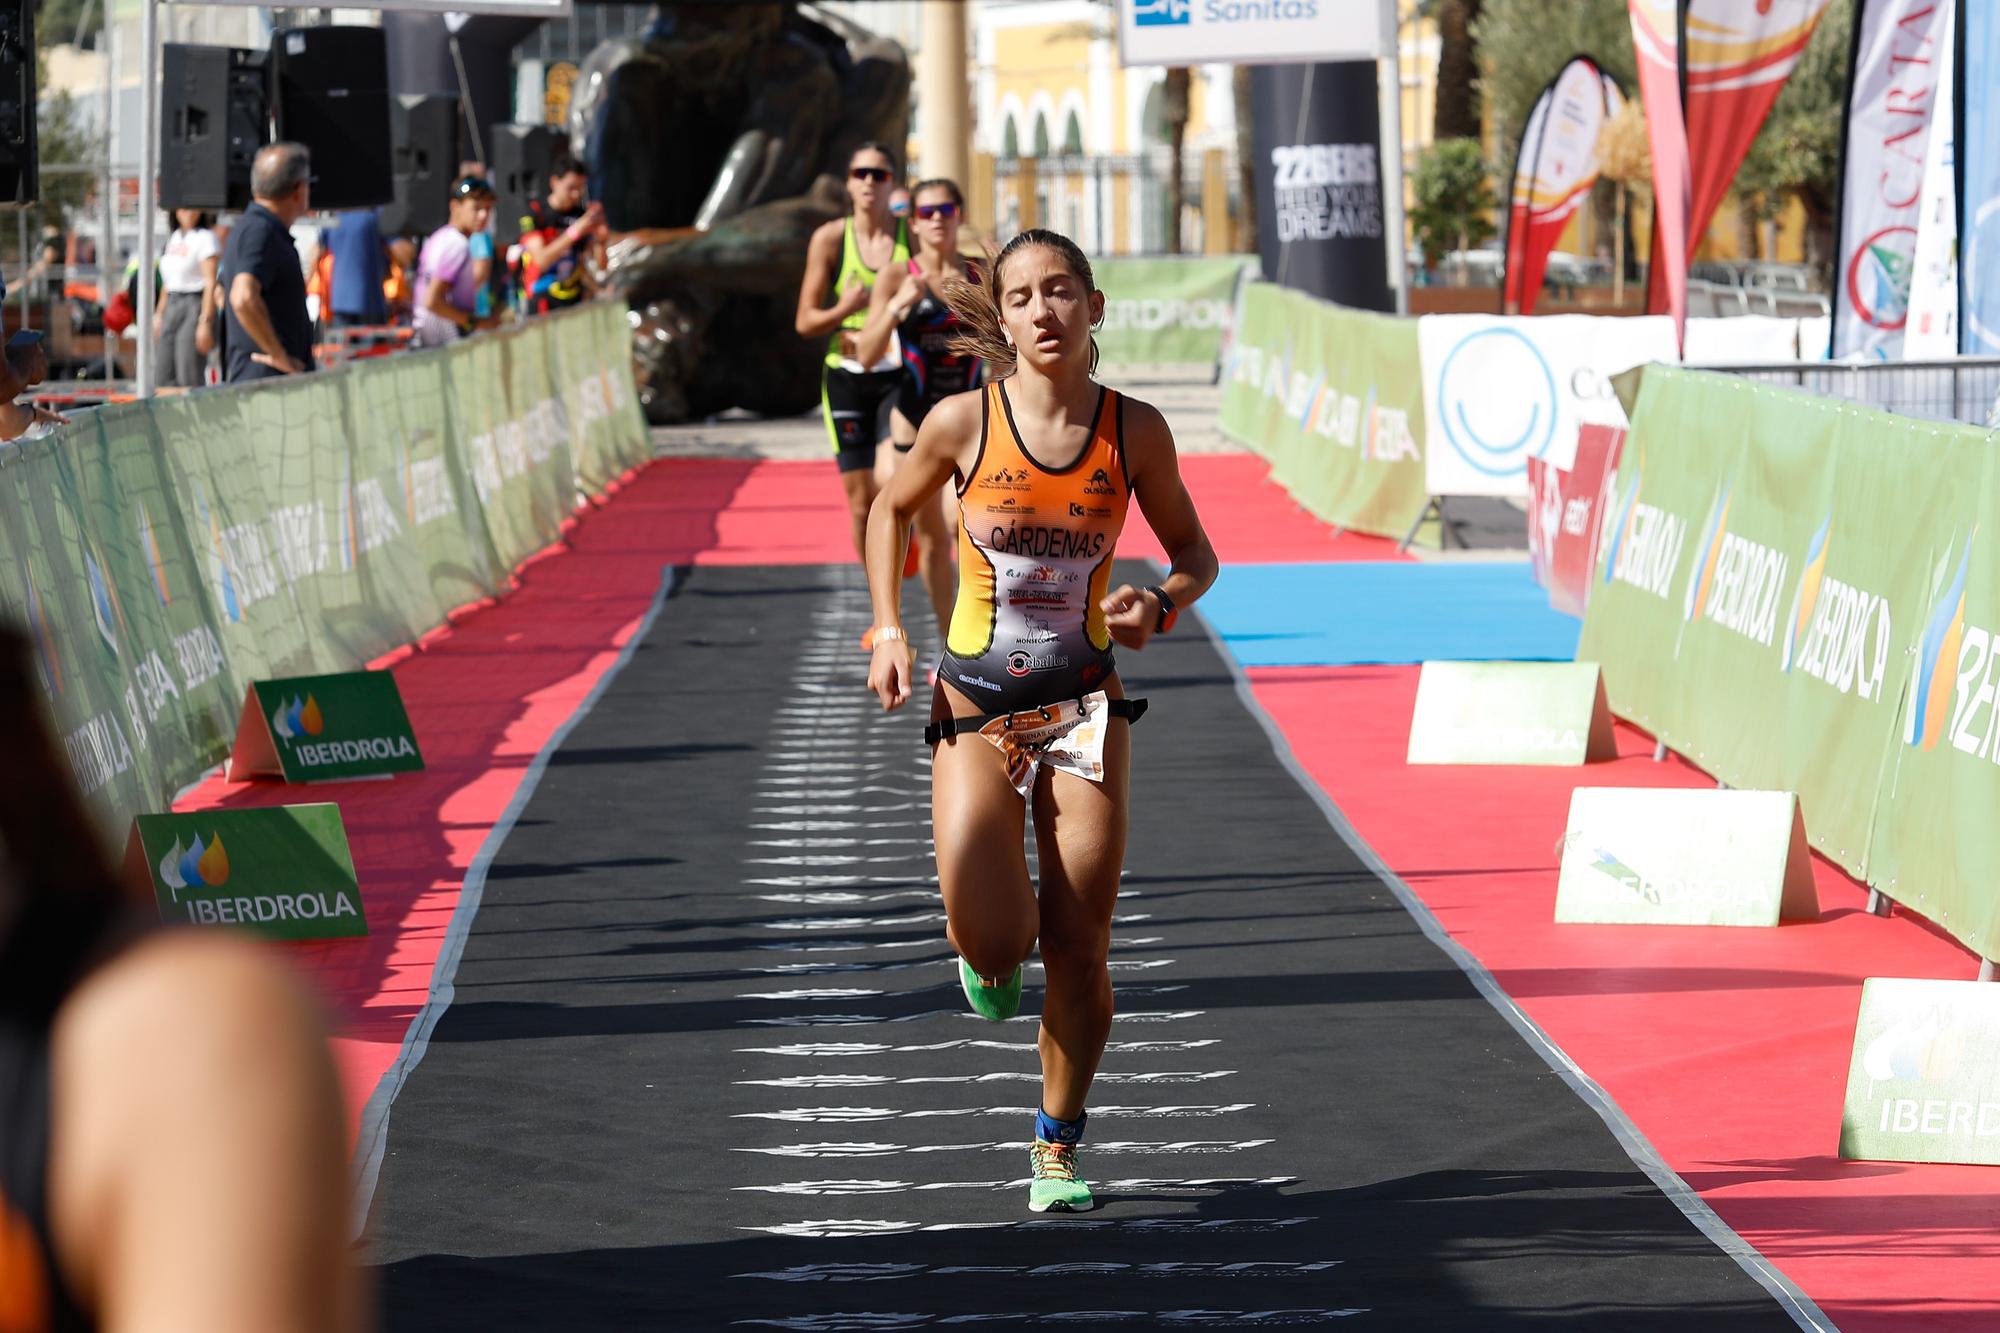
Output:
[{"xmin": 933, "ymin": 379, "xmax": 1146, "ymax": 733}]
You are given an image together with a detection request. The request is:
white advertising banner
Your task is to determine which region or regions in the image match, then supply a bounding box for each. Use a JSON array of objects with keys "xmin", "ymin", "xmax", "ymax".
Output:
[
  {"xmin": 1830, "ymin": 0, "xmax": 1953, "ymax": 359},
  {"xmin": 1118, "ymin": 0, "xmax": 1393, "ymax": 67},
  {"xmin": 1905, "ymin": 0, "xmax": 1959, "ymax": 359},
  {"xmin": 1682, "ymin": 315, "xmax": 1806, "ymax": 363},
  {"xmin": 1418, "ymin": 314, "xmax": 1676, "ymax": 498}
]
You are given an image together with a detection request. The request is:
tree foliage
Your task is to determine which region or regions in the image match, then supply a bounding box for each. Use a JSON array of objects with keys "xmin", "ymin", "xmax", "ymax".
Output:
[
  {"xmin": 1473, "ymin": 0, "xmax": 1635, "ymax": 169},
  {"xmin": 1408, "ymin": 138, "xmax": 1497, "ymax": 268}
]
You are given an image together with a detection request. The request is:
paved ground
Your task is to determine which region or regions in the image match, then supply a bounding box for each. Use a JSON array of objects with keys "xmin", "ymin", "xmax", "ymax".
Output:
[{"xmin": 647, "ymin": 367, "xmax": 1526, "ymax": 555}]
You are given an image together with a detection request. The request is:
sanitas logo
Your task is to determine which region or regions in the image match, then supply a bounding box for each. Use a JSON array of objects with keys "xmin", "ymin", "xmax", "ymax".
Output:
[
  {"xmin": 158, "ymin": 833, "xmax": 231, "ymax": 901},
  {"xmin": 1779, "ymin": 513, "xmax": 1890, "ymax": 700},
  {"xmin": 1600, "ymin": 467, "xmax": 1685, "ymax": 600},
  {"xmin": 1132, "ymin": 0, "xmax": 1190, "ymax": 25},
  {"xmin": 1682, "ymin": 483, "xmax": 1789, "ymax": 646},
  {"xmin": 271, "ymin": 693, "xmax": 325, "ymax": 742}
]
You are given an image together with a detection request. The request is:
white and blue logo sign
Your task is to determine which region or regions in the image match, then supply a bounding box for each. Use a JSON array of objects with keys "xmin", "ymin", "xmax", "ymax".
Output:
[
  {"xmin": 1434, "ymin": 327, "xmax": 1557, "ymax": 478},
  {"xmin": 1133, "ymin": 0, "xmax": 1192, "ymax": 26}
]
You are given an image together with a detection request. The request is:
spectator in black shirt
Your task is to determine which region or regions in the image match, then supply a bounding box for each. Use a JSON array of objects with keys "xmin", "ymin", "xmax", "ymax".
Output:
[{"xmin": 223, "ymin": 143, "xmax": 315, "ymax": 382}]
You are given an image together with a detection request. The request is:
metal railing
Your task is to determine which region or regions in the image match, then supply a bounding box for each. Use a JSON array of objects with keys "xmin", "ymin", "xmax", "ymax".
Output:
[{"xmin": 1696, "ymin": 358, "xmax": 2000, "ymax": 426}]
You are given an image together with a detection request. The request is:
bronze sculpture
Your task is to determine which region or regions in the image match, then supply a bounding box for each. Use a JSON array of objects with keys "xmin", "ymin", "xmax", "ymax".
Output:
[{"xmin": 571, "ymin": 3, "xmax": 911, "ymax": 424}]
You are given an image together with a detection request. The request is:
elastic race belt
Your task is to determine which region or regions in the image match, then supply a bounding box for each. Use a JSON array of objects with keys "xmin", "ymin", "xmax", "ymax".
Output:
[{"xmin": 923, "ymin": 696, "xmax": 1147, "ymax": 746}]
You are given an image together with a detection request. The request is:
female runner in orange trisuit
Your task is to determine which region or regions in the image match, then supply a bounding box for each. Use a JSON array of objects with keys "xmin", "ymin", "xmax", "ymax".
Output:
[{"xmin": 863, "ymin": 228, "xmax": 1218, "ymax": 1213}]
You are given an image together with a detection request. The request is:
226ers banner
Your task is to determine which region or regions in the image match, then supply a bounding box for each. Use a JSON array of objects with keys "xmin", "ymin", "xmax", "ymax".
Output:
[
  {"xmin": 1503, "ymin": 58, "xmax": 1622, "ymax": 316},
  {"xmin": 1683, "ymin": 0, "xmax": 1835, "ymax": 254},
  {"xmin": 1832, "ymin": 0, "xmax": 1953, "ymax": 359}
]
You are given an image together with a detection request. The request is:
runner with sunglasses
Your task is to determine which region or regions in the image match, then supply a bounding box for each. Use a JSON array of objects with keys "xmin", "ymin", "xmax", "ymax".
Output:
[
  {"xmin": 795, "ymin": 143, "xmax": 910, "ymax": 562},
  {"xmin": 853, "ymin": 179, "xmax": 979, "ymax": 636},
  {"xmin": 863, "ymin": 228, "xmax": 1219, "ymax": 1214}
]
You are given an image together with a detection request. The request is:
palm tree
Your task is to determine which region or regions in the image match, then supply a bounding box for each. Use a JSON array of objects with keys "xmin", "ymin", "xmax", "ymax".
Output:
[{"xmin": 1433, "ymin": 0, "xmax": 1484, "ymax": 142}]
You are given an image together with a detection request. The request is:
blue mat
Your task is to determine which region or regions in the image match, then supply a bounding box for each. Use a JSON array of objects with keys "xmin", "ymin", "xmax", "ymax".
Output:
[{"xmin": 1196, "ymin": 560, "xmax": 1581, "ymax": 667}]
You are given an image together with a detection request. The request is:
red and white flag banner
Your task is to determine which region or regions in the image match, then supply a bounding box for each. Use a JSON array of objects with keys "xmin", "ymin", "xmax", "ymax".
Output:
[
  {"xmin": 1503, "ymin": 57, "xmax": 1624, "ymax": 316},
  {"xmin": 1629, "ymin": 0, "xmax": 1691, "ymax": 350},
  {"xmin": 1831, "ymin": 0, "xmax": 1952, "ymax": 359},
  {"xmin": 1683, "ymin": 0, "xmax": 1835, "ymax": 249}
]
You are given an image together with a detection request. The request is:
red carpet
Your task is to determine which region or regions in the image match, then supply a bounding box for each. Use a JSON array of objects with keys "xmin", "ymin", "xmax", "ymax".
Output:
[
  {"xmin": 649, "ymin": 454, "xmax": 1408, "ymax": 568},
  {"xmin": 176, "ymin": 466, "xmax": 683, "ymax": 1134},
  {"xmin": 1251, "ymin": 663, "xmax": 2000, "ymax": 1330}
]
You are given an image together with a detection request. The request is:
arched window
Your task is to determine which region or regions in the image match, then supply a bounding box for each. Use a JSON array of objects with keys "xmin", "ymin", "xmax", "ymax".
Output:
[
  {"xmin": 1062, "ymin": 109, "xmax": 1084, "ymax": 155},
  {"xmin": 1001, "ymin": 116, "xmax": 1019, "ymax": 161},
  {"xmin": 1032, "ymin": 112, "xmax": 1051, "ymax": 157}
]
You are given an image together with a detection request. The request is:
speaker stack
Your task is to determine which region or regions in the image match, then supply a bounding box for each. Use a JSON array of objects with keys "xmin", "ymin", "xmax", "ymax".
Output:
[
  {"xmin": 378, "ymin": 95, "xmax": 460, "ymax": 238},
  {"xmin": 489, "ymin": 124, "xmax": 558, "ymax": 240},
  {"xmin": 0, "ymin": 0, "xmax": 35, "ymax": 203},
  {"xmin": 270, "ymin": 26, "xmax": 392, "ymax": 211},
  {"xmin": 160, "ymin": 44, "xmax": 266, "ymax": 212}
]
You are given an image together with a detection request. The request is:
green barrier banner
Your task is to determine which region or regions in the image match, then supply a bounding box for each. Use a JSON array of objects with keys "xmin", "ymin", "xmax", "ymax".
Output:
[
  {"xmin": 125, "ymin": 802, "xmax": 365, "ymax": 940},
  {"xmin": 230, "ymin": 671, "xmax": 423, "ymax": 782},
  {"xmin": 1217, "ymin": 282, "xmax": 1428, "ymax": 539},
  {"xmin": 0, "ymin": 303, "xmax": 646, "ymax": 844},
  {"xmin": 1578, "ymin": 366, "xmax": 2000, "ymax": 958},
  {"xmin": 1841, "ymin": 977, "xmax": 2000, "ymax": 1165},
  {"xmin": 1093, "ymin": 256, "xmax": 1252, "ymax": 366}
]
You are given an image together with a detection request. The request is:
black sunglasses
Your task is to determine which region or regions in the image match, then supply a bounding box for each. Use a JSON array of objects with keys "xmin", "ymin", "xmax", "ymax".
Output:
[
  {"xmin": 850, "ymin": 166, "xmax": 893, "ymax": 183},
  {"xmin": 915, "ymin": 202, "xmax": 959, "ymax": 220}
]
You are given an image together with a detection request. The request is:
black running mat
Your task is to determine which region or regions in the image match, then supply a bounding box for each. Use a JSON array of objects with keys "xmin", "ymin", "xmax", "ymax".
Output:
[{"xmin": 363, "ymin": 562, "xmax": 1805, "ymax": 1331}]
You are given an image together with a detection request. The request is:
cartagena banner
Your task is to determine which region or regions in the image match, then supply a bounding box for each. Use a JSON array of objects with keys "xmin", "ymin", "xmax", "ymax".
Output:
[
  {"xmin": 1629, "ymin": 0, "xmax": 1691, "ymax": 346},
  {"xmin": 1905, "ymin": 0, "xmax": 1958, "ymax": 357},
  {"xmin": 1959, "ymin": 0, "xmax": 2000, "ymax": 353},
  {"xmin": 1683, "ymin": 0, "xmax": 1834, "ymax": 258},
  {"xmin": 1217, "ymin": 281, "xmax": 1427, "ymax": 538},
  {"xmin": 1578, "ymin": 364, "xmax": 2000, "ymax": 961},
  {"xmin": 1831, "ymin": 0, "xmax": 1953, "ymax": 359},
  {"xmin": 0, "ymin": 302, "xmax": 647, "ymax": 842},
  {"xmin": 1092, "ymin": 256, "xmax": 1255, "ymax": 365},
  {"xmin": 1503, "ymin": 57, "xmax": 1623, "ymax": 316}
]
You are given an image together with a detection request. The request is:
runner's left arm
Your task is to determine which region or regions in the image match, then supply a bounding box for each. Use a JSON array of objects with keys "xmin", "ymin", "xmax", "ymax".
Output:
[{"xmin": 1103, "ymin": 397, "xmax": 1218, "ymax": 651}]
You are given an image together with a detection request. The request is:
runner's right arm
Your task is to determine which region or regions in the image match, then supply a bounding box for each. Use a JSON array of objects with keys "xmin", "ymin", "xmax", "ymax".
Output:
[
  {"xmin": 793, "ymin": 220, "xmax": 867, "ymax": 341},
  {"xmin": 865, "ymin": 390, "xmax": 978, "ymax": 710}
]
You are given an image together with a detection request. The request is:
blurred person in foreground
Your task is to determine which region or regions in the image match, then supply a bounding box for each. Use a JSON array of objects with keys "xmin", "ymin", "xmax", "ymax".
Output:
[
  {"xmin": 514, "ymin": 151, "xmax": 602, "ymax": 316},
  {"xmin": 0, "ymin": 623, "xmax": 363, "ymax": 1331},
  {"xmin": 412, "ymin": 176, "xmax": 499, "ymax": 348},
  {"xmin": 222, "ymin": 143, "xmax": 316, "ymax": 381}
]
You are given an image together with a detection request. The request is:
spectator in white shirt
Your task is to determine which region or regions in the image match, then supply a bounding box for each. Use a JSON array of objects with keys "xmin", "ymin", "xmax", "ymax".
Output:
[{"xmin": 153, "ymin": 209, "xmax": 220, "ymax": 388}]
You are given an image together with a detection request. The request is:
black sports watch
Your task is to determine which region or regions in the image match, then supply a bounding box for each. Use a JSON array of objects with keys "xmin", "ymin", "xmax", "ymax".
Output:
[{"xmin": 1144, "ymin": 585, "xmax": 1178, "ymax": 634}]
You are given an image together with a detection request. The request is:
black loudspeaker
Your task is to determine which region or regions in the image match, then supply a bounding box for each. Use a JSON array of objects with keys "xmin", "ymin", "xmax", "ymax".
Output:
[
  {"xmin": 270, "ymin": 26, "xmax": 391, "ymax": 210},
  {"xmin": 489, "ymin": 124, "xmax": 557, "ymax": 240},
  {"xmin": 0, "ymin": 0, "xmax": 35, "ymax": 203},
  {"xmin": 378, "ymin": 95, "xmax": 459, "ymax": 237},
  {"xmin": 160, "ymin": 45, "xmax": 267, "ymax": 212}
]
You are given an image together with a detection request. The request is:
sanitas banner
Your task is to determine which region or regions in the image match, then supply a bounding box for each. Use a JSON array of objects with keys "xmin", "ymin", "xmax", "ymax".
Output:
[
  {"xmin": 1217, "ymin": 281, "xmax": 1426, "ymax": 538},
  {"xmin": 1093, "ymin": 257, "xmax": 1254, "ymax": 366},
  {"xmin": 0, "ymin": 302, "xmax": 647, "ymax": 842},
  {"xmin": 1831, "ymin": 0, "xmax": 1953, "ymax": 359},
  {"xmin": 1503, "ymin": 57, "xmax": 1623, "ymax": 316},
  {"xmin": 1118, "ymin": 0, "xmax": 1392, "ymax": 67},
  {"xmin": 1578, "ymin": 365, "xmax": 2000, "ymax": 961}
]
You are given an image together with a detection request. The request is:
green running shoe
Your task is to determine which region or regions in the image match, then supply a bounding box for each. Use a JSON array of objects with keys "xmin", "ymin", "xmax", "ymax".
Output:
[
  {"xmin": 958, "ymin": 958, "xmax": 1024, "ymax": 1022},
  {"xmin": 1028, "ymin": 1138, "xmax": 1094, "ymax": 1213}
]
